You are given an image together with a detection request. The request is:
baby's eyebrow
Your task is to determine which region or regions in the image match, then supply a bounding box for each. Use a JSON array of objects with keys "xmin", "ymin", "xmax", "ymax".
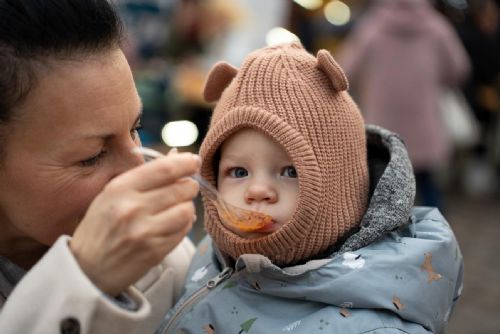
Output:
[{"xmin": 219, "ymin": 154, "xmax": 245, "ymax": 162}]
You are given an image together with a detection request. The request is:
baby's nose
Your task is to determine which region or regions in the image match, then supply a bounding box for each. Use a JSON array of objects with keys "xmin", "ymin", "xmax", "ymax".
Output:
[{"xmin": 245, "ymin": 183, "xmax": 278, "ymax": 204}]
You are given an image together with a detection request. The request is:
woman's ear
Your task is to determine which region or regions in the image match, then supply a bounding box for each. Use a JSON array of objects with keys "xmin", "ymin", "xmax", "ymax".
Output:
[
  {"xmin": 203, "ymin": 61, "xmax": 239, "ymax": 103},
  {"xmin": 316, "ymin": 49, "xmax": 349, "ymax": 92}
]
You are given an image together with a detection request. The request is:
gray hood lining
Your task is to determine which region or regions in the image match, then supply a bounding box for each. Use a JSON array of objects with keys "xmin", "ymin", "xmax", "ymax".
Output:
[{"xmin": 338, "ymin": 124, "xmax": 416, "ymax": 254}]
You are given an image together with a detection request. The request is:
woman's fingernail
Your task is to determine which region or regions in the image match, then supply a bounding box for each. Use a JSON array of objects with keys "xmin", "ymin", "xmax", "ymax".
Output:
[{"xmin": 167, "ymin": 147, "xmax": 179, "ymax": 155}]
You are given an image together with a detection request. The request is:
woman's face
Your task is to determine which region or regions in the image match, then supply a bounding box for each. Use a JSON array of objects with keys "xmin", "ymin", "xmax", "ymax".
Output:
[{"xmin": 0, "ymin": 49, "xmax": 143, "ymax": 247}]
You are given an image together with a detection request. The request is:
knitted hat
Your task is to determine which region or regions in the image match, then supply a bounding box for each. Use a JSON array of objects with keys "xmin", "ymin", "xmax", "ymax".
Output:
[{"xmin": 200, "ymin": 43, "xmax": 369, "ymax": 266}]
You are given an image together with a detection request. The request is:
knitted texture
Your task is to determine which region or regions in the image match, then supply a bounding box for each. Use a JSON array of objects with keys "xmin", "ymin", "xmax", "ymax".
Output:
[{"xmin": 200, "ymin": 43, "xmax": 369, "ymax": 266}]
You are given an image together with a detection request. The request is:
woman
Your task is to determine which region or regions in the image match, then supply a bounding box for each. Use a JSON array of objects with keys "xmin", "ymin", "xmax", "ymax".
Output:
[{"xmin": 0, "ymin": 1, "xmax": 199, "ymax": 333}]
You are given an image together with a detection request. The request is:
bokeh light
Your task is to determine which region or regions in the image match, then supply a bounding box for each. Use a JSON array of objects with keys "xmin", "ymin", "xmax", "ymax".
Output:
[
  {"xmin": 324, "ymin": 0, "xmax": 351, "ymax": 26},
  {"xmin": 161, "ymin": 120, "xmax": 199, "ymax": 147}
]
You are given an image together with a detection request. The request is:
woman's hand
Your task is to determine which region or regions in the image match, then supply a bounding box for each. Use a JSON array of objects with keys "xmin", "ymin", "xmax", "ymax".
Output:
[{"xmin": 70, "ymin": 152, "xmax": 200, "ymax": 296}]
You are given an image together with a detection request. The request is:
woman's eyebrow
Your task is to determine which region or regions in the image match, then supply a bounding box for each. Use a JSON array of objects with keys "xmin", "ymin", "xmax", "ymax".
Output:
[{"xmin": 80, "ymin": 108, "xmax": 144, "ymax": 141}]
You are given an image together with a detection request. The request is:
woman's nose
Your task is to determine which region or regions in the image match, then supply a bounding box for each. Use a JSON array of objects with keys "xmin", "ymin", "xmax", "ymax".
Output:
[
  {"xmin": 111, "ymin": 142, "xmax": 144, "ymax": 178},
  {"xmin": 244, "ymin": 182, "xmax": 278, "ymax": 204}
]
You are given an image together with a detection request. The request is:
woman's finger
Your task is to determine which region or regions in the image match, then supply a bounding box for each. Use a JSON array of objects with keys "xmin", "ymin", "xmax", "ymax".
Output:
[
  {"xmin": 142, "ymin": 178, "xmax": 199, "ymax": 214},
  {"xmin": 145, "ymin": 230, "xmax": 192, "ymax": 265},
  {"xmin": 118, "ymin": 152, "xmax": 200, "ymax": 191},
  {"xmin": 148, "ymin": 201, "xmax": 196, "ymax": 236}
]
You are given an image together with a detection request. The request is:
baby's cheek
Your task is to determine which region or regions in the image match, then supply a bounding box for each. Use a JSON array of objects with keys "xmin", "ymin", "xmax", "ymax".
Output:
[
  {"xmin": 220, "ymin": 182, "xmax": 246, "ymax": 204},
  {"xmin": 284, "ymin": 197, "xmax": 299, "ymax": 221}
]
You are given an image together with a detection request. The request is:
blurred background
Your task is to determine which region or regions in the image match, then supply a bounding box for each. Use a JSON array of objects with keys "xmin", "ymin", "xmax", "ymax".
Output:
[{"xmin": 116, "ymin": 0, "xmax": 499, "ymax": 333}]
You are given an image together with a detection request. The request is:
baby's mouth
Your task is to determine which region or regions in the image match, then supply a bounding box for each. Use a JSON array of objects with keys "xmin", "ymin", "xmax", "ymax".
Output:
[
  {"xmin": 252, "ymin": 221, "xmax": 279, "ymax": 233},
  {"xmin": 219, "ymin": 208, "xmax": 276, "ymax": 233}
]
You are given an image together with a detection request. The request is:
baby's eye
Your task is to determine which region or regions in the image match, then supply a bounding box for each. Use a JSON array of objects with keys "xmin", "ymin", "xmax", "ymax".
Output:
[
  {"xmin": 281, "ymin": 166, "xmax": 297, "ymax": 178},
  {"xmin": 229, "ymin": 167, "xmax": 248, "ymax": 178}
]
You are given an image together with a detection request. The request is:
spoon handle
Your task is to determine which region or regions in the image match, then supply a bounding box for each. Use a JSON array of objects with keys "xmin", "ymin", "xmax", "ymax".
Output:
[
  {"xmin": 132, "ymin": 146, "xmax": 220, "ymax": 201},
  {"xmin": 190, "ymin": 174, "xmax": 219, "ymax": 201}
]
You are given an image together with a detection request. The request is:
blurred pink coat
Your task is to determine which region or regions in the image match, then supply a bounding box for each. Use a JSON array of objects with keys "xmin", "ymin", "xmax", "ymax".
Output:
[{"xmin": 338, "ymin": 0, "xmax": 470, "ymax": 170}]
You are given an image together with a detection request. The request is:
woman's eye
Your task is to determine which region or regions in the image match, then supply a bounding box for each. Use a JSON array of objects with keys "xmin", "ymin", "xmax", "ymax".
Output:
[
  {"xmin": 229, "ymin": 167, "xmax": 248, "ymax": 178},
  {"xmin": 131, "ymin": 124, "xmax": 143, "ymax": 140},
  {"xmin": 80, "ymin": 150, "xmax": 107, "ymax": 167},
  {"xmin": 282, "ymin": 166, "xmax": 297, "ymax": 178}
]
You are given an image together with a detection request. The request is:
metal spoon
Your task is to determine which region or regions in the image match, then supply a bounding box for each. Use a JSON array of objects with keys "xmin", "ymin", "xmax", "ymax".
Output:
[{"xmin": 132, "ymin": 146, "xmax": 274, "ymax": 233}]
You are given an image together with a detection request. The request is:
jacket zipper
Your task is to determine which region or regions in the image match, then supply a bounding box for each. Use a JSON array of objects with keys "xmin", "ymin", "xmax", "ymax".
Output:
[{"xmin": 159, "ymin": 266, "xmax": 234, "ymax": 334}]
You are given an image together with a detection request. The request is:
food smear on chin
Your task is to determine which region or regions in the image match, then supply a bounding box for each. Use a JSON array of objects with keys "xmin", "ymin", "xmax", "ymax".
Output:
[{"xmin": 217, "ymin": 205, "xmax": 275, "ymax": 232}]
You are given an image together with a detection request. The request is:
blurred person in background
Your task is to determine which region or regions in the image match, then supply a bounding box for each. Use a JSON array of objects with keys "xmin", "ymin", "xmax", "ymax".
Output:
[
  {"xmin": 456, "ymin": 0, "xmax": 500, "ymax": 197},
  {"xmin": 0, "ymin": 1, "xmax": 200, "ymax": 333},
  {"xmin": 338, "ymin": 0, "xmax": 470, "ymax": 210}
]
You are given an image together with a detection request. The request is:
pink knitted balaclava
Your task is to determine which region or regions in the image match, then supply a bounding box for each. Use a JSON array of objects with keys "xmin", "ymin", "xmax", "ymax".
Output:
[{"xmin": 200, "ymin": 43, "xmax": 369, "ymax": 266}]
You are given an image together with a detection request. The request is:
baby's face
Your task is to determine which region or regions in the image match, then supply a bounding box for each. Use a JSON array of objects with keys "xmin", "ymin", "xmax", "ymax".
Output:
[{"xmin": 217, "ymin": 129, "xmax": 299, "ymax": 238}]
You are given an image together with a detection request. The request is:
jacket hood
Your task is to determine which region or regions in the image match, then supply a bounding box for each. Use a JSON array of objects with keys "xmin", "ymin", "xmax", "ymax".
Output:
[
  {"xmin": 339, "ymin": 124, "xmax": 416, "ymax": 253},
  {"xmin": 211, "ymin": 125, "xmax": 461, "ymax": 333}
]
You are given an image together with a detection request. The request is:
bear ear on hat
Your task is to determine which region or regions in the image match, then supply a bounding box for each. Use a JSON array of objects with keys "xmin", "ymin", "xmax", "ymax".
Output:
[
  {"xmin": 316, "ymin": 49, "xmax": 349, "ymax": 92},
  {"xmin": 203, "ymin": 61, "xmax": 239, "ymax": 103}
]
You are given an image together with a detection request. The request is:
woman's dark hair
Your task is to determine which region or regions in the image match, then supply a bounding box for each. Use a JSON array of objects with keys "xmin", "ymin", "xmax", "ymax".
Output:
[{"xmin": 0, "ymin": 0, "xmax": 124, "ymax": 153}]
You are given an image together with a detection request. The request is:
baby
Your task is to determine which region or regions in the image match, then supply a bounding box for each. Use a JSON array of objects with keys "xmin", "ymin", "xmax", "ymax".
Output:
[{"xmin": 156, "ymin": 43, "xmax": 463, "ymax": 334}]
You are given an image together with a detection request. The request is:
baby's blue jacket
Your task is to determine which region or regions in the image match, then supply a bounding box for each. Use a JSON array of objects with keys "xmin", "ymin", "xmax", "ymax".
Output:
[{"xmin": 156, "ymin": 125, "xmax": 463, "ymax": 334}]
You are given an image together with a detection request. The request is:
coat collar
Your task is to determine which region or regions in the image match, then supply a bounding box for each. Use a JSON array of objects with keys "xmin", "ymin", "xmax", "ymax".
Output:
[{"xmin": 0, "ymin": 255, "xmax": 26, "ymax": 306}]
